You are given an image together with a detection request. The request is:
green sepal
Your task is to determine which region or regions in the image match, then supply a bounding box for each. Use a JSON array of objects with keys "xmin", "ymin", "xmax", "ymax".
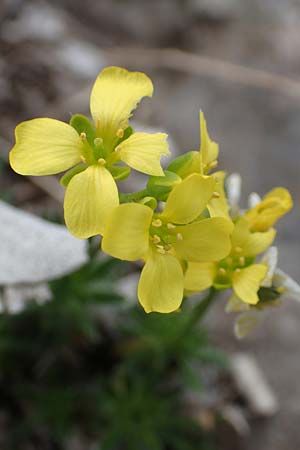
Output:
[
  {"xmin": 257, "ymin": 286, "xmax": 281, "ymax": 303},
  {"xmin": 139, "ymin": 196, "xmax": 157, "ymax": 210},
  {"xmin": 109, "ymin": 165, "xmax": 131, "ymax": 181},
  {"xmin": 70, "ymin": 114, "xmax": 96, "ymax": 147},
  {"xmin": 147, "ymin": 170, "xmax": 181, "ymax": 201},
  {"xmin": 167, "ymin": 151, "xmax": 200, "ymax": 178},
  {"xmin": 60, "ymin": 164, "xmax": 87, "ymax": 187},
  {"xmin": 117, "ymin": 126, "xmax": 134, "ymax": 145}
]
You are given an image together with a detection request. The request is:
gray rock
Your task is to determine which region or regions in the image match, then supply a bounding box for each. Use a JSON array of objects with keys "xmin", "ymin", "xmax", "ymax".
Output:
[
  {"xmin": 1, "ymin": 2, "xmax": 67, "ymax": 43},
  {"xmin": 0, "ymin": 201, "xmax": 87, "ymax": 285}
]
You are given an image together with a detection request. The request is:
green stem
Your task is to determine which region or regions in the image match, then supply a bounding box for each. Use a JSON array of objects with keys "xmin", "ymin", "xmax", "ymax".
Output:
[
  {"xmin": 119, "ymin": 189, "xmax": 149, "ymax": 203},
  {"xmin": 180, "ymin": 287, "xmax": 217, "ymax": 337}
]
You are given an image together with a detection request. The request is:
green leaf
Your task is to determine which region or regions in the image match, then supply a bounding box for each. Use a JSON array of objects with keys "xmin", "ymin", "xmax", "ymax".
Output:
[
  {"xmin": 139, "ymin": 196, "xmax": 157, "ymax": 210},
  {"xmin": 167, "ymin": 151, "xmax": 199, "ymax": 178},
  {"xmin": 117, "ymin": 125, "xmax": 134, "ymax": 144},
  {"xmin": 70, "ymin": 114, "xmax": 96, "ymax": 147},
  {"xmin": 109, "ymin": 165, "xmax": 131, "ymax": 181},
  {"xmin": 60, "ymin": 164, "xmax": 87, "ymax": 187},
  {"xmin": 147, "ymin": 170, "xmax": 181, "ymax": 201}
]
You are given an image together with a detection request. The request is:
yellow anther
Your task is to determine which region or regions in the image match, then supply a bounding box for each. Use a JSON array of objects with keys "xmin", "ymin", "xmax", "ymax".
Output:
[
  {"xmin": 167, "ymin": 223, "xmax": 176, "ymax": 229},
  {"xmin": 152, "ymin": 219, "xmax": 162, "ymax": 227},
  {"xmin": 94, "ymin": 137, "xmax": 103, "ymax": 146},
  {"xmin": 115, "ymin": 146, "xmax": 121, "ymax": 153},
  {"xmin": 235, "ymin": 268, "xmax": 241, "ymax": 273},
  {"xmin": 239, "ymin": 256, "xmax": 245, "ymax": 266},
  {"xmin": 80, "ymin": 156, "xmax": 87, "ymax": 163},
  {"xmin": 212, "ymin": 191, "xmax": 220, "ymax": 199},
  {"xmin": 80, "ymin": 132, "xmax": 87, "ymax": 141},
  {"xmin": 164, "ymin": 244, "xmax": 172, "ymax": 251},
  {"xmin": 277, "ymin": 286, "xmax": 286, "ymax": 294},
  {"xmin": 152, "ymin": 235, "xmax": 161, "ymax": 244},
  {"xmin": 176, "ymin": 233, "xmax": 183, "ymax": 241},
  {"xmin": 235, "ymin": 246, "xmax": 242, "ymax": 253},
  {"xmin": 98, "ymin": 158, "xmax": 106, "ymax": 165},
  {"xmin": 219, "ymin": 268, "xmax": 226, "ymax": 275},
  {"xmin": 157, "ymin": 248, "xmax": 166, "ymax": 255},
  {"xmin": 116, "ymin": 128, "xmax": 124, "ymax": 138}
]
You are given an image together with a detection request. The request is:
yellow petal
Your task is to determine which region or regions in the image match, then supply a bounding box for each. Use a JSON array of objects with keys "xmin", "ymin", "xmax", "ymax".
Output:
[
  {"xmin": 207, "ymin": 171, "xmax": 230, "ymax": 219},
  {"xmin": 231, "ymin": 218, "xmax": 276, "ymax": 257},
  {"xmin": 90, "ymin": 66, "xmax": 153, "ymax": 148},
  {"xmin": 232, "ymin": 264, "xmax": 267, "ymax": 305},
  {"xmin": 64, "ymin": 165, "xmax": 119, "ymax": 238},
  {"xmin": 225, "ymin": 294, "xmax": 250, "ymax": 313},
  {"xmin": 245, "ymin": 187, "xmax": 293, "ymax": 231},
  {"xmin": 102, "ymin": 203, "xmax": 152, "ymax": 261},
  {"xmin": 162, "ymin": 174, "xmax": 216, "ymax": 224},
  {"xmin": 184, "ymin": 262, "xmax": 216, "ymax": 291},
  {"xmin": 138, "ymin": 251, "xmax": 184, "ymax": 313},
  {"xmin": 9, "ymin": 118, "xmax": 83, "ymax": 175},
  {"xmin": 175, "ymin": 217, "xmax": 234, "ymax": 262},
  {"xmin": 234, "ymin": 311, "xmax": 261, "ymax": 339},
  {"xmin": 117, "ymin": 132, "xmax": 169, "ymax": 175},
  {"xmin": 199, "ymin": 111, "xmax": 219, "ymax": 174}
]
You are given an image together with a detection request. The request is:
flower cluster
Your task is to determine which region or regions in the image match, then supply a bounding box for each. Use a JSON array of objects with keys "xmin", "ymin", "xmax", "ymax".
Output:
[{"xmin": 9, "ymin": 66, "xmax": 298, "ymax": 333}]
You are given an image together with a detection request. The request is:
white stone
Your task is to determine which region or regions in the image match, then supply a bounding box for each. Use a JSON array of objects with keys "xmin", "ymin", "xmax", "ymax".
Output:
[{"xmin": 0, "ymin": 201, "xmax": 87, "ymax": 285}]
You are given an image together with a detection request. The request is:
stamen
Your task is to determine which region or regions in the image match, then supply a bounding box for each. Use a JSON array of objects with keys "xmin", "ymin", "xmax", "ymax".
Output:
[
  {"xmin": 152, "ymin": 235, "xmax": 161, "ymax": 244},
  {"xmin": 95, "ymin": 119, "xmax": 100, "ymax": 129},
  {"xmin": 157, "ymin": 248, "xmax": 166, "ymax": 255},
  {"xmin": 115, "ymin": 146, "xmax": 121, "ymax": 153},
  {"xmin": 235, "ymin": 246, "xmax": 242, "ymax": 253},
  {"xmin": 94, "ymin": 137, "xmax": 103, "ymax": 146},
  {"xmin": 235, "ymin": 268, "xmax": 241, "ymax": 273},
  {"xmin": 98, "ymin": 158, "xmax": 106, "ymax": 165},
  {"xmin": 167, "ymin": 223, "xmax": 176, "ymax": 229},
  {"xmin": 80, "ymin": 132, "xmax": 87, "ymax": 141},
  {"xmin": 176, "ymin": 233, "xmax": 183, "ymax": 241},
  {"xmin": 239, "ymin": 256, "xmax": 245, "ymax": 266},
  {"xmin": 116, "ymin": 128, "xmax": 124, "ymax": 138},
  {"xmin": 152, "ymin": 219, "xmax": 162, "ymax": 227},
  {"xmin": 219, "ymin": 268, "xmax": 226, "ymax": 275},
  {"xmin": 80, "ymin": 156, "xmax": 87, "ymax": 163},
  {"xmin": 277, "ymin": 286, "xmax": 286, "ymax": 294},
  {"xmin": 212, "ymin": 191, "xmax": 220, "ymax": 199},
  {"xmin": 164, "ymin": 244, "xmax": 172, "ymax": 251}
]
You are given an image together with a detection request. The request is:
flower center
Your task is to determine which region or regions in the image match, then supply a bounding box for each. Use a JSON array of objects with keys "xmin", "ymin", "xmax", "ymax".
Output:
[{"xmin": 149, "ymin": 217, "xmax": 182, "ymax": 254}]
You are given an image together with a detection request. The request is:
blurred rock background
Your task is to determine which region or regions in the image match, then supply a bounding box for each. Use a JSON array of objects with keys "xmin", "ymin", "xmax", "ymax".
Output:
[{"xmin": 0, "ymin": 1, "xmax": 300, "ymax": 449}]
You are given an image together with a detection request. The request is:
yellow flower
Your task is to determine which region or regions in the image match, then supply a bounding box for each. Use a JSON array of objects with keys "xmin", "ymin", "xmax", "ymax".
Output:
[
  {"xmin": 245, "ymin": 187, "xmax": 293, "ymax": 232},
  {"xmin": 167, "ymin": 111, "xmax": 219, "ymax": 179},
  {"xmin": 184, "ymin": 218, "xmax": 274, "ymax": 305},
  {"xmin": 198, "ymin": 110, "xmax": 219, "ymax": 175},
  {"xmin": 9, "ymin": 66, "xmax": 170, "ymax": 238},
  {"xmin": 167, "ymin": 112, "xmax": 227, "ymax": 218},
  {"xmin": 207, "ymin": 171, "xmax": 230, "ymax": 220},
  {"xmin": 102, "ymin": 174, "xmax": 233, "ymax": 313}
]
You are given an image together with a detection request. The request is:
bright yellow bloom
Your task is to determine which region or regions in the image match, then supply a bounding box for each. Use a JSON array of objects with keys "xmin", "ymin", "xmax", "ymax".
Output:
[
  {"xmin": 198, "ymin": 110, "xmax": 219, "ymax": 175},
  {"xmin": 207, "ymin": 171, "xmax": 230, "ymax": 220},
  {"xmin": 184, "ymin": 217, "xmax": 274, "ymax": 305},
  {"xmin": 10, "ymin": 66, "xmax": 170, "ymax": 238},
  {"xmin": 102, "ymin": 174, "xmax": 233, "ymax": 313},
  {"xmin": 167, "ymin": 111, "xmax": 219, "ymax": 179},
  {"xmin": 245, "ymin": 187, "xmax": 292, "ymax": 232}
]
